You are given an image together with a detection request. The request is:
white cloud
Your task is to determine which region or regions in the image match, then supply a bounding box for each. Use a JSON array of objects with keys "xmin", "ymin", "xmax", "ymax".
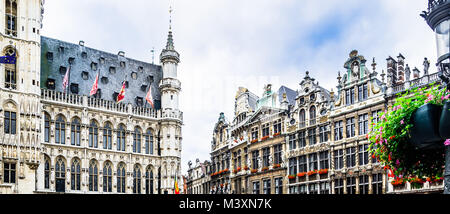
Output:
[{"xmin": 42, "ymin": 0, "xmax": 437, "ymax": 175}]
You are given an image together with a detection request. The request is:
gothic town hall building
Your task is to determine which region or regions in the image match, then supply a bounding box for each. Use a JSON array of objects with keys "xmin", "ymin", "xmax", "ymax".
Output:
[{"xmin": 0, "ymin": 0, "xmax": 183, "ymax": 194}]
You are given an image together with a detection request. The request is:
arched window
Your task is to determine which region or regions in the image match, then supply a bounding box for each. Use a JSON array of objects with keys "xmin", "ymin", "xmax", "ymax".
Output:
[
  {"xmin": 103, "ymin": 123, "xmax": 112, "ymax": 150},
  {"xmin": 55, "ymin": 157, "xmax": 66, "ymax": 193},
  {"xmin": 55, "ymin": 116, "xmax": 66, "ymax": 144},
  {"xmin": 89, "ymin": 120, "xmax": 98, "ymax": 148},
  {"xmin": 103, "ymin": 162, "xmax": 112, "ymax": 193},
  {"xmin": 145, "ymin": 168, "xmax": 154, "ymax": 194},
  {"xmin": 145, "ymin": 129, "xmax": 154, "ymax": 155},
  {"xmin": 133, "ymin": 165, "xmax": 142, "ymax": 194},
  {"xmin": 133, "ymin": 128, "xmax": 142, "ymax": 153},
  {"xmin": 4, "ymin": 47, "xmax": 17, "ymax": 89},
  {"xmin": 44, "ymin": 158, "xmax": 50, "ymax": 189},
  {"xmin": 299, "ymin": 109, "xmax": 306, "ymax": 128},
  {"xmin": 5, "ymin": 0, "xmax": 17, "ymax": 37},
  {"xmin": 117, "ymin": 163, "xmax": 126, "ymax": 193},
  {"xmin": 117, "ymin": 125, "xmax": 126, "ymax": 151},
  {"xmin": 89, "ymin": 160, "xmax": 98, "ymax": 192},
  {"xmin": 44, "ymin": 114, "xmax": 50, "ymax": 143},
  {"xmin": 310, "ymin": 106, "xmax": 316, "ymax": 125},
  {"xmin": 71, "ymin": 118, "xmax": 81, "ymax": 146},
  {"xmin": 71, "ymin": 159, "xmax": 81, "ymax": 191},
  {"xmin": 4, "ymin": 109, "xmax": 16, "ymax": 135}
]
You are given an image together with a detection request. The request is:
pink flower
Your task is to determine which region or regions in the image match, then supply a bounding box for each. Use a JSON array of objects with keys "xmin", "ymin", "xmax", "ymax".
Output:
[
  {"xmin": 445, "ymin": 139, "xmax": 450, "ymax": 146},
  {"xmin": 396, "ymin": 160, "xmax": 400, "ymax": 166},
  {"xmin": 442, "ymin": 94, "xmax": 450, "ymax": 101},
  {"xmin": 425, "ymin": 94, "xmax": 434, "ymax": 103},
  {"xmin": 400, "ymin": 120, "xmax": 404, "ymax": 125}
]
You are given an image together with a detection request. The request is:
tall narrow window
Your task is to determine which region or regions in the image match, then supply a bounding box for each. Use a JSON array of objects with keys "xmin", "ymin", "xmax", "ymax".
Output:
[
  {"xmin": 289, "ymin": 157, "xmax": 298, "ymax": 175},
  {"xmin": 252, "ymin": 151, "xmax": 259, "ymax": 170},
  {"xmin": 103, "ymin": 123, "xmax": 112, "ymax": 150},
  {"xmin": 4, "ymin": 111, "xmax": 16, "ymax": 134},
  {"xmin": 275, "ymin": 178, "xmax": 283, "ymax": 194},
  {"xmin": 133, "ymin": 128, "xmax": 142, "ymax": 153},
  {"xmin": 334, "ymin": 149, "xmax": 344, "ymax": 170},
  {"xmin": 89, "ymin": 160, "xmax": 98, "ymax": 192},
  {"xmin": 262, "ymin": 123, "xmax": 270, "ymax": 137},
  {"xmin": 146, "ymin": 169, "xmax": 154, "ymax": 194},
  {"xmin": 145, "ymin": 129, "xmax": 154, "ymax": 155},
  {"xmin": 334, "ymin": 121, "xmax": 343, "ymax": 141},
  {"xmin": 117, "ymin": 125, "xmax": 126, "ymax": 151},
  {"xmin": 44, "ymin": 114, "xmax": 50, "ymax": 142},
  {"xmin": 44, "ymin": 159, "xmax": 50, "ymax": 189},
  {"xmin": 262, "ymin": 147, "xmax": 270, "ymax": 168},
  {"xmin": 71, "ymin": 159, "xmax": 81, "ymax": 191},
  {"xmin": 358, "ymin": 114, "xmax": 369, "ymax": 135},
  {"xmin": 358, "ymin": 144, "xmax": 369, "ymax": 166},
  {"xmin": 133, "ymin": 165, "xmax": 142, "ymax": 194},
  {"xmin": 55, "ymin": 157, "xmax": 66, "ymax": 193},
  {"xmin": 5, "ymin": 0, "xmax": 17, "ymax": 37},
  {"xmin": 299, "ymin": 109, "xmax": 306, "ymax": 128},
  {"xmin": 309, "ymin": 106, "xmax": 316, "ymax": 126},
  {"xmin": 346, "ymin": 117, "xmax": 355, "ymax": 138},
  {"xmin": 71, "ymin": 118, "xmax": 81, "ymax": 146},
  {"xmin": 319, "ymin": 151, "xmax": 329, "ymax": 170},
  {"xmin": 298, "ymin": 131, "xmax": 306, "ymax": 148},
  {"xmin": 347, "ymin": 177, "xmax": 356, "ymax": 194},
  {"xmin": 103, "ymin": 162, "xmax": 112, "ymax": 193},
  {"xmin": 319, "ymin": 125, "xmax": 329, "ymax": 143},
  {"xmin": 252, "ymin": 181, "xmax": 260, "ymax": 194},
  {"xmin": 273, "ymin": 144, "xmax": 282, "ymax": 165},
  {"xmin": 3, "ymin": 162, "xmax": 16, "ymax": 184},
  {"xmin": 298, "ymin": 155, "xmax": 307, "ymax": 173},
  {"xmin": 288, "ymin": 134, "xmax": 297, "ymax": 150},
  {"xmin": 346, "ymin": 147, "xmax": 357, "ymax": 168},
  {"xmin": 308, "ymin": 128, "xmax": 316, "ymax": 145},
  {"xmin": 273, "ymin": 119, "xmax": 282, "ymax": 135},
  {"xmin": 263, "ymin": 179, "xmax": 271, "ymax": 194},
  {"xmin": 55, "ymin": 116, "xmax": 66, "ymax": 144},
  {"xmin": 309, "ymin": 153, "xmax": 318, "ymax": 171},
  {"xmin": 359, "ymin": 175, "xmax": 369, "ymax": 194},
  {"xmin": 372, "ymin": 174, "xmax": 383, "ymax": 194},
  {"xmin": 117, "ymin": 163, "xmax": 126, "ymax": 193},
  {"xmin": 334, "ymin": 179, "xmax": 344, "ymax": 194},
  {"xmin": 89, "ymin": 121, "xmax": 99, "ymax": 148}
]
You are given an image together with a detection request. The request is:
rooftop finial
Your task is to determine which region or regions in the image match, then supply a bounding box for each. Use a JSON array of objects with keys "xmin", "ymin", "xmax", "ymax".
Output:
[{"xmin": 169, "ymin": 5, "xmax": 173, "ymax": 31}]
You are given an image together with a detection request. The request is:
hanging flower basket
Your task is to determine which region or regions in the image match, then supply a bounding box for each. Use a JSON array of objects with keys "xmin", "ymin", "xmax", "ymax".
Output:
[
  {"xmin": 369, "ymin": 85, "xmax": 449, "ymax": 182},
  {"xmin": 391, "ymin": 178, "xmax": 405, "ymax": 186},
  {"xmin": 240, "ymin": 136, "xmax": 244, "ymax": 141},
  {"xmin": 440, "ymin": 101, "xmax": 450, "ymax": 139},
  {"xmin": 244, "ymin": 166, "xmax": 249, "ymax": 171},
  {"xmin": 307, "ymin": 170, "xmax": 318, "ymax": 176},
  {"xmin": 237, "ymin": 167, "xmax": 241, "ymax": 172}
]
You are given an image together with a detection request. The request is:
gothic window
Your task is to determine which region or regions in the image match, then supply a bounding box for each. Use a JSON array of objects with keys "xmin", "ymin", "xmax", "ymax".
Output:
[
  {"xmin": 145, "ymin": 129, "xmax": 154, "ymax": 155},
  {"xmin": 346, "ymin": 87, "xmax": 355, "ymax": 105},
  {"xmin": 89, "ymin": 120, "xmax": 99, "ymax": 148},
  {"xmin": 4, "ymin": 48, "xmax": 17, "ymax": 89},
  {"xmin": 319, "ymin": 151, "xmax": 329, "ymax": 170},
  {"xmin": 358, "ymin": 144, "xmax": 369, "ymax": 166},
  {"xmin": 299, "ymin": 109, "xmax": 306, "ymax": 128},
  {"xmin": 44, "ymin": 158, "xmax": 50, "ymax": 189},
  {"xmin": 103, "ymin": 162, "xmax": 112, "ymax": 193},
  {"xmin": 3, "ymin": 162, "xmax": 16, "ymax": 183},
  {"xmin": 320, "ymin": 182, "xmax": 330, "ymax": 194},
  {"xmin": 133, "ymin": 165, "xmax": 142, "ymax": 194},
  {"xmin": 4, "ymin": 111, "xmax": 16, "ymax": 135},
  {"xmin": 346, "ymin": 117, "xmax": 355, "ymax": 138},
  {"xmin": 71, "ymin": 118, "xmax": 81, "ymax": 146},
  {"xmin": 145, "ymin": 168, "xmax": 154, "ymax": 194},
  {"xmin": 308, "ymin": 153, "xmax": 318, "ymax": 171},
  {"xmin": 89, "ymin": 160, "xmax": 98, "ymax": 192},
  {"xmin": 71, "ymin": 159, "xmax": 81, "ymax": 191},
  {"xmin": 103, "ymin": 123, "xmax": 113, "ymax": 150},
  {"xmin": 55, "ymin": 116, "xmax": 66, "ymax": 144},
  {"xmin": 117, "ymin": 125, "xmax": 126, "ymax": 151},
  {"xmin": 334, "ymin": 149, "xmax": 344, "ymax": 170},
  {"xmin": 358, "ymin": 114, "xmax": 369, "ymax": 135},
  {"xmin": 55, "ymin": 157, "xmax": 66, "ymax": 192},
  {"xmin": 309, "ymin": 106, "xmax": 316, "ymax": 125},
  {"xmin": 334, "ymin": 121, "xmax": 343, "ymax": 141},
  {"xmin": 133, "ymin": 127, "xmax": 142, "ymax": 153},
  {"xmin": 5, "ymin": 0, "xmax": 17, "ymax": 37},
  {"xmin": 117, "ymin": 163, "xmax": 126, "ymax": 193}
]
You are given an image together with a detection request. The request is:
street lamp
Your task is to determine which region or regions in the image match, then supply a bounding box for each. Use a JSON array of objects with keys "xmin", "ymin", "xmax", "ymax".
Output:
[{"xmin": 421, "ymin": 0, "xmax": 450, "ymax": 194}]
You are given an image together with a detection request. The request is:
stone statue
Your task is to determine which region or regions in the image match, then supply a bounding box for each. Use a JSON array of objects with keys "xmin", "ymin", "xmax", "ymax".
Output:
[
  {"xmin": 352, "ymin": 62, "xmax": 359, "ymax": 78},
  {"xmin": 268, "ymin": 155, "xmax": 273, "ymax": 166},
  {"xmin": 405, "ymin": 64, "xmax": 411, "ymax": 82},
  {"xmin": 423, "ymin": 58, "xmax": 430, "ymax": 75},
  {"xmin": 343, "ymin": 73, "xmax": 348, "ymax": 83}
]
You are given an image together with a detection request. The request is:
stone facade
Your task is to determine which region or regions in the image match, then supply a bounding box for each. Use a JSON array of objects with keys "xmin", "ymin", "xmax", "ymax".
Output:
[
  {"xmin": 200, "ymin": 50, "xmax": 444, "ymax": 194},
  {"xmin": 0, "ymin": 0, "xmax": 183, "ymax": 194},
  {"xmin": 186, "ymin": 159, "xmax": 211, "ymax": 194}
]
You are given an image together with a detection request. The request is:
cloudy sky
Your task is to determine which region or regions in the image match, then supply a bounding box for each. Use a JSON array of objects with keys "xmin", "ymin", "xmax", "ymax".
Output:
[{"xmin": 42, "ymin": 0, "xmax": 436, "ymax": 174}]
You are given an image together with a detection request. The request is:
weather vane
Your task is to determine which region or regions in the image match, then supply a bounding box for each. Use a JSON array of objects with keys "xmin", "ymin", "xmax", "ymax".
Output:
[{"xmin": 169, "ymin": 4, "xmax": 173, "ymax": 31}]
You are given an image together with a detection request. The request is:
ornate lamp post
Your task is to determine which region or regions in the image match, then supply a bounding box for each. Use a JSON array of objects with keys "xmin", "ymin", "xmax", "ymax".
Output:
[{"xmin": 421, "ymin": 0, "xmax": 450, "ymax": 194}]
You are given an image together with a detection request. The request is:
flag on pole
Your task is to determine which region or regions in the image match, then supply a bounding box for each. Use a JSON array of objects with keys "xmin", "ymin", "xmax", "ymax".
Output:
[
  {"xmin": 62, "ymin": 66, "xmax": 70, "ymax": 92},
  {"xmin": 145, "ymin": 86, "xmax": 155, "ymax": 108},
  {"xmin": 117, "ymin": 81, "xmax": 126, "ymax": 103},
  {"xmin": 174, "ymin": 172, "xmax": 180, "ymax": 194},
  {"xmin": 90, "ymin": 71, "xmax": 100, "ymax": 96}
]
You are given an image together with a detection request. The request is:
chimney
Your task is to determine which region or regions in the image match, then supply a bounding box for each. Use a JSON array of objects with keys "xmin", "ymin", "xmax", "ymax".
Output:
[
  {"xmin": 386, "ymin": 56, "xmax": 398, "ymax": 85},
  {"xmin": 397, "ymin": 54, "xmax": 405, "ymax": 83},
  {"xmin": 118, "ymin": 51, "xmax": 125, "ymax": 57},
  {"xmin": 413, "ymin": 67, "xmax": 421, "ymax": 79},
  {"xmin": 79, "ymin": 40, "xmax": 85, "ymax": 46}
]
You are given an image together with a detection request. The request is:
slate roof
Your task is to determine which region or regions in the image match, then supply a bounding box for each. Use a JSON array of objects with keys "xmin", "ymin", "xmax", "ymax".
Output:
[
  {"xmin": 278, "ymin": 85, "xmax": 297, "ymax": 106},
  {"xmin": 40, "ymin": 36, "xmax": 162, "ymax": 109}
]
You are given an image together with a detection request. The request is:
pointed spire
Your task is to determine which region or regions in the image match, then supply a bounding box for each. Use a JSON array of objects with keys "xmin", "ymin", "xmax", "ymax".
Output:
[{"xmin": 166, "ymin": 31, "xmax": 175, "ymax": 50}]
